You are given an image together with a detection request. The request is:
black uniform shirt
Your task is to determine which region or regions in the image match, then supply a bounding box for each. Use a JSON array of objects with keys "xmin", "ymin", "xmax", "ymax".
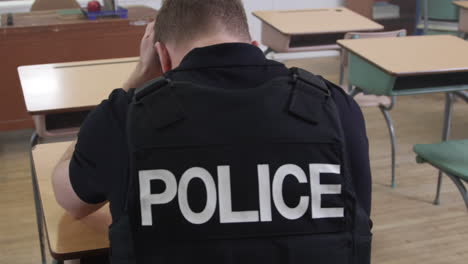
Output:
[{"xmin": 69, "ymin": 43, "xmax": 372, "ymax": 222}]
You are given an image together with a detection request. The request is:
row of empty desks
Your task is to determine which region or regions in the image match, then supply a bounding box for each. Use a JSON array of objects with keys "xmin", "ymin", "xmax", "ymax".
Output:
[
  {"xmin": 0, "ymin": 6, "xmax": 155, "ymax": 131},
  {"xmin": 20, "ymin": 7, "xmax": 383, "ymax": 139}
]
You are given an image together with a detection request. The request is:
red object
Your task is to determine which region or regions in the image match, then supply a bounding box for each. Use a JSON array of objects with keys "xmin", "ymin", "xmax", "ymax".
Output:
[{"xmin": 87, "ymin": 1, "xmax": 101, "ymax": 12}]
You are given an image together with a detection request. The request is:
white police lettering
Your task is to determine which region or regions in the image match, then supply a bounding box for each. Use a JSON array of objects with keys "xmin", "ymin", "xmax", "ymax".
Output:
[
  {"xmin": 257, "ymin": 165, "xmax": 272, "ymax": 222},
  {"xmin": 139, "ymin": 164, "xmax": 343, "ymax": 226},
  {"xmin": 218, "ymin": 166, "xmax": 259, "ymax": 223},
  {"xmin": 139, "ymin": 170, "xmax": 177, "ymax": 226},
  {"xmin": 178, "ymin": 167, "xmax": 217, "ymax": 224},
  {"xmin": 310, "ymin": 164, "xmax": 344, "ymax": 219},
  {"xmin": 272, "ymin": 164, "xmax": 309, "ymax": 220}
]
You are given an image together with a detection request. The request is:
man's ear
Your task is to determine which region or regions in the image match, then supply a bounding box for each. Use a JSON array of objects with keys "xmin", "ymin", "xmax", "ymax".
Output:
[
  {"xmin": 251, "ymin": 40, "xmax": 260, "ymax": 47},
  {"xmin": 155, "ymin": 42, "xmax": 172, "ymax": 73}
]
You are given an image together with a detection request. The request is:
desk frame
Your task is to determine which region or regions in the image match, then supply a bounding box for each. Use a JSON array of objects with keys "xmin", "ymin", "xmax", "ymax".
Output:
[
  {"xmin": 19, "ymin": 57, "xmax": 139, "ymax": 140},
  {"xmin": 254, "ymin": 8, "xmax": 383, "ymax": 57},
  {"xmin": 29, "ymin": 135, "xmax": 109, "ymax": 263},
  {"xmin": 30, "ymin": 132, "xmax": 47, "ymax": 264},
  {"xmin": 346, "ymin": 51, "xmax": 468, "ymax": 190},
  {"xmin": 348, "ymin": 50, "xmax": 468, "ymax": 188}
]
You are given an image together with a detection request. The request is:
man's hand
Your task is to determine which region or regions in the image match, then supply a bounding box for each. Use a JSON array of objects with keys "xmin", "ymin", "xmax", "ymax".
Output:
[
  {"xmin": 123, "ymin": 21, "xmax": 163, "ymax": 91},
  {"xmin": 139, "ymin": 20, "xmax": 162, "ymax": 78}
]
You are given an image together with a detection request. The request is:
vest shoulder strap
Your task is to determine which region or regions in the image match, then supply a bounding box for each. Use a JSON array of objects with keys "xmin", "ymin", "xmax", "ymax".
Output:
[
  {"xmin": 290, "ymin": 67, "xmax": 331, "ymax": 96},
  {"xmin": 134, "ymin": 76, "xmax": 170, "ymax": 101}
]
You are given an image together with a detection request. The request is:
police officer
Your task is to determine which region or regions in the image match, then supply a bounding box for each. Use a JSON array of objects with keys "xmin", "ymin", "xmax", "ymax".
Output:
[{"xmin": 52, "ymin": 0, "xmax": 372, "ymax": 263}]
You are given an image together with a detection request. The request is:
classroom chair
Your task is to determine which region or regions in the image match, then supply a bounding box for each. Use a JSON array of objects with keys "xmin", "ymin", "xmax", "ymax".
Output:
[
  {"xmin": 30, "ymin": 0, "xmax": 80, "ymax": 11},
  {"xmin": 339, "ymin": 30, "xmax": 406, "ymax": 108},
  {"xmin": 428, "ymin": 91, "xmax": 468, "ymax": 205},
  {"xmin": 419, "ymin": 0, "xmax": 460, "ymax": 35},
  {"xmin": 414, "ymin": 139, "xmax": 468, "ymax": 211}
]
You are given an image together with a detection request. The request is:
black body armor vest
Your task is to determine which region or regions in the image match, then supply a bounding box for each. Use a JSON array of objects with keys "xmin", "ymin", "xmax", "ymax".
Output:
[{"xmin": 122, "ymin": 68, "xmax": 372, "ymax": 264}]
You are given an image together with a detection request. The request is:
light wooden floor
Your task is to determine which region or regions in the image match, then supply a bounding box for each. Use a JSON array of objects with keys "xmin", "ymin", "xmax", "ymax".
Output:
[{"xmin": 1, "ymin": 56, "xmax": 467, "ymax": 263}]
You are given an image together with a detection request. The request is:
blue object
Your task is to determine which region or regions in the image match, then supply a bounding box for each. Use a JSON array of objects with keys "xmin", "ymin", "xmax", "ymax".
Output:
[{"xmin": 81, "ymin": 6, "xmax": 128, "ymax": 20}]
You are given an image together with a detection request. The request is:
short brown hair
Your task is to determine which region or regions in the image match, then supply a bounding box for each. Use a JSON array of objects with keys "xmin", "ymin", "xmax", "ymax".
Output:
[{"xmin": 154, "ymin": 0, "xmax": 251, "ymax": 45}]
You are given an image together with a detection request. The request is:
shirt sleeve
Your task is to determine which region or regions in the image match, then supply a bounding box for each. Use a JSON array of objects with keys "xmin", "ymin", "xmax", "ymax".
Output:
[
  {"xmin": 328, "ymin": 82, "xmax": 372, "ymax": 216},
  {"xmin": 69, "ymin": 89, "xmax": 132, "ymax": 204}
]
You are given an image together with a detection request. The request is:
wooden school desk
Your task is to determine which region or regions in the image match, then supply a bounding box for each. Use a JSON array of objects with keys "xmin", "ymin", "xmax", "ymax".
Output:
[
  {"xmin": 338, "ymin": 35, "xmax": 468, "ymax": 188},
  {"xmin": 252, "ymin": 7, "xmax": 383, "ymax": 56},
  {"xmin": 0, "ymin": 6, "xmax": 155, "ymax": 131},
  {"xmin": 19, "ymin": 57, "xmax": 138, "ymax": 138},
  {"xmin": 31, "ymin": 141, "xmax": 109, "ymax": 262},
  {"xmin": 454, "ymin": 1, "xmax": 468, "ymax": 36}
]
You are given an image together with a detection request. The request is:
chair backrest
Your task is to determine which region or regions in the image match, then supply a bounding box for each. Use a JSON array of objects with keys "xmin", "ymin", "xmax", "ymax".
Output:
[
  {"xmin": 30, "ymin": 0, "xmax": 81, "ymax": 12},
  {"xmin": 341, "ymin": 29, "xmax": 407, "ymax": 67},
  {"xmin": 427, "ymin": 0, "xmax": 459, "ymax": 21}
]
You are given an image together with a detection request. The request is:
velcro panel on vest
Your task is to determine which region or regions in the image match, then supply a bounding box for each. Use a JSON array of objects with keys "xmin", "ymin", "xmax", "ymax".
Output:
[
  {"xmin": 135, "ymin": 76, "xmax": 169, "ymax": 101},
  {"xmin": 137, "ymin": 233, "xmax": 353, "ymax": 264},
  {"xmin": 288, "ymin": 68, "xmax": 330, "ymax": 124},
  {"xmin": 134, "ymin": 85, "xmax": 186, "ymax": 130},
  {"xmin": 291, "ymin": 68, "xmax": 330, "ymax": 95},
  {"xmin": 139, "ymin": 239, "xmax": 283, "ymax": 264}
]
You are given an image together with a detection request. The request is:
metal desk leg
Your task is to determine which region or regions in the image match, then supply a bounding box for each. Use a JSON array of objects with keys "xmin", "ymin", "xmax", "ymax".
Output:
[
  {"xmin": 379, "ymin": 97, "xmax": 397, "ymax": 188},
  {"xmin": 339, "ymin": 49, "xmax": 345, "ymax": 86},
  {"xmin": 434, "ymin": 93, "xmax": 454, "ymax": 205},
  {"xmin": 350, "ymin": 89, "xmax": 397, "ymax": 188},
  {"xmin": 30, "ymin": 132, "xmax": 47, "ymax": 264},
  {"xmin": 423, "ymin": 0, "xmax": 429, "ymax": 35}
]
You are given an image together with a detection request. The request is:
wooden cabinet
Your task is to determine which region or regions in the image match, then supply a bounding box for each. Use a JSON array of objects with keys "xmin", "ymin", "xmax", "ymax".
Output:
[
  {"xmin": 0, "ymin": 6, "xmax": 156, "ymax": 131},
  {"xmin": 346, "ymin": 0, "xmax": 417, "ymax": 34}
]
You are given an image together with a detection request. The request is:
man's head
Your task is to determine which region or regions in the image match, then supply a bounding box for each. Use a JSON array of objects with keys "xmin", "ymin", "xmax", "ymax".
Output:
[{"xmin": 153, "ymin": 0, "xmax": 255, "ymax": 72}]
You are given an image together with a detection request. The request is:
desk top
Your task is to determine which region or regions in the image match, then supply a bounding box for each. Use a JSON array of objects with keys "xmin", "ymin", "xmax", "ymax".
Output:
[
  {"xmin": 253, "ymin": 7, "xmax": 383, "ymax": 35},
  {"xmin": 337, "ymin": 35, "xmax": 468, "ymax": 76},
  {"xmin": 453, "ymin": 1, "xmax": 468, "ymax": 9},
  {"xmin": 0, "ymin": 6, "xmax": 155, "ymax": 29},
  {"xmin": 19, "ymin": 57, "xmax": 138, "ymax": 114},
  {"xmin": 32, "ymin": 142, "xmax": 109, "ymax": 259}
]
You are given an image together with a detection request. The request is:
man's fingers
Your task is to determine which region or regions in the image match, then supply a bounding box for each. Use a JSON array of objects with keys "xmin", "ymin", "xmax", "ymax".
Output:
[
  {"xmin": 147, "ymin": 30, "xmax": 155, "ymax": 40},
  {"xmin": 145, "ymin": 21, "xmax": 155, "ymax": 35},
  {"xmin": 142, "ymin": 21, "xmax": 155, "ymax": 40}
]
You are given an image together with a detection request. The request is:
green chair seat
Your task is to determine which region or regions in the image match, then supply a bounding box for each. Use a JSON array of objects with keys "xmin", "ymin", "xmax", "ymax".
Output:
[
  {"xmin": 427, "ymin": 0, "xmax": 459, "ymax": 21},
  {"xmin": 414, "ymin": 140, "xmax": 468, "ymax": 181}
]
